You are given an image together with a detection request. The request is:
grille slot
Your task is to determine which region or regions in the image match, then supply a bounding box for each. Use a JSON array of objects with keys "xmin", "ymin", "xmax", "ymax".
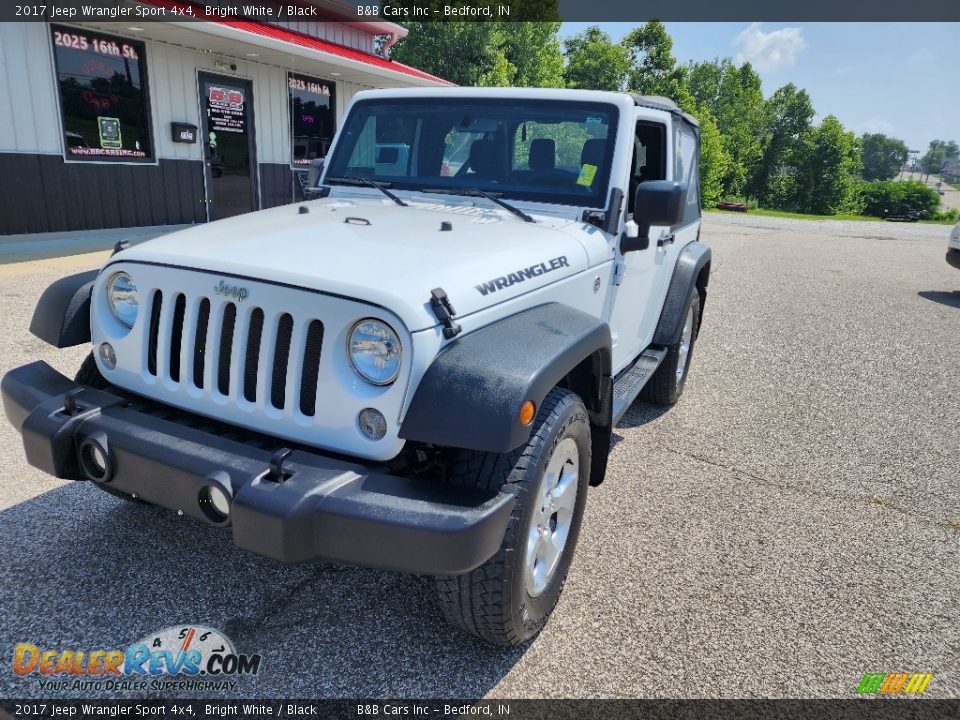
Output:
[
  {"xmin": 169, "ymin": 294, "xmax": 186, "ymax": 382},
  {"xmin": 193, "ymin": 298, "xmax": 210, "ymax": 388},
  {"xmin": 271, "ymin": 313, "xmax": 294, "ymax": 409},
  {"xmin": 243, "ymin": 308, "xmax": 265, "ymax": 402},
  {"xmin": 300, "ymin": 320, "xmax": 324, "ymax": 417},
  {"xmin": 217, "ymin": 303, "xmax": 237, "ymax": 396},
  {"xmin": 147, "ymin": 290, "xmax": 163, "ymax": 376}
]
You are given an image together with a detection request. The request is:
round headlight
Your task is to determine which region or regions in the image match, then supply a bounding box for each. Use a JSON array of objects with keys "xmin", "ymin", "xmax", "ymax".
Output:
[
  {"xmin": 106, "ymin": 272, "xmax": 138, "ymax": 328},
  {"xmin": 348, "ymin": 319, "xmax": 402, "ymax": 385}
]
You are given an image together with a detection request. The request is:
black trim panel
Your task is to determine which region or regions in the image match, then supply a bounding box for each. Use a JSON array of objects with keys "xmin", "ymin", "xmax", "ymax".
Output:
[
  {"xmin": 28, "ymin": 270, "xmax": 98, "ymax": 348},
  {"xmin": 652, "ymin": 241, "xmax": 711, "ymax": 346},
  {"xmin": 0, "ymin": 154, "xmax": 205, "ymax": 235},
  {"xmin": 400, "ymin": 303, "xmax": 611, "ymax": 453}
]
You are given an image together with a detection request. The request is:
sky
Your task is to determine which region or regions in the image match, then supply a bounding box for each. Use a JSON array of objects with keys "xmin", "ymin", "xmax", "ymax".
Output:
[{"xmin": 558, "ymin": 22, "xmax": 960, "ymax": 152}]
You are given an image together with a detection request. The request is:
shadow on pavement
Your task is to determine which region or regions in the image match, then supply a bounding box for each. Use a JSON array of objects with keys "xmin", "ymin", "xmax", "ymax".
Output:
[
  {"xmin": 918, "ymin": 290, "xmax": 960, "ymax": 309},
  {"xmin": 0, "ymin": 482, "xmax": 526, "ymax": 699},
  {"xmin": 609, "ymin": 402, "xmax": 672, "ymax": 451},
  {"xmin": 616, "ymin": 402, "xmax": 672, "ymax": 430}
]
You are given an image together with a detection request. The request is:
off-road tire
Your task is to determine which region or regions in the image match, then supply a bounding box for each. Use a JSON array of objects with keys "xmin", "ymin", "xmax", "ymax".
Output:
[
  {"xmin": 641, "ymin": 291, "xmax": 701, "ymax": 405},
  {"xmin": 435, "ymin": 387, "xmax": 591, "ymax": 646}
]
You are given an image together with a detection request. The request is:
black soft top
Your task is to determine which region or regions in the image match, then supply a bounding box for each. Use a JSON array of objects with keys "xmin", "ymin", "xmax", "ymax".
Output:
[{"xmin": 630, "ymin": 94, "xmax": 700, "ymax": 129}]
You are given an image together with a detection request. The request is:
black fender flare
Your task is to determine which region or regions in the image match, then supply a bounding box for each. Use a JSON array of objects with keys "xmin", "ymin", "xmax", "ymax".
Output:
[
  {"xmin": 652, "ymin": 241, "xmax": 711, "ymax": 346},
  {"xmin": 29, "ymin": 270, "xmax": 98, "ymax": 348},
  {"xmin": 399, "ymin": 303, "xmax": 612, "ymax": 456}
]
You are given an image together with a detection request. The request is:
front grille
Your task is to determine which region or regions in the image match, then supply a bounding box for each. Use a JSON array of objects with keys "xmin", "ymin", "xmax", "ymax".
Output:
[{"xmin": 145, "ymin": 291, "xmax": 325, "ymax": 414}]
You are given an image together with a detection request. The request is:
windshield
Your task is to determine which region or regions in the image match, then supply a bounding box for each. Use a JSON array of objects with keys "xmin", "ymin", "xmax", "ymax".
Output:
[{"xmin": 325, "ymin": 98, "xmax": 618, "ymax": 208}]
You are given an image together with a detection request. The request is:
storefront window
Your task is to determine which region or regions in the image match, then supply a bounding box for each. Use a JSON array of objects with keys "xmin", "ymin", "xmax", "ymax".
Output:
[
  {"xmin": 289, "ymin": 72, "xmax": 336, "ymax": 166},
  {"xmin": 51, "ymin": 26, "xmax": 152, "ymax": 161}
]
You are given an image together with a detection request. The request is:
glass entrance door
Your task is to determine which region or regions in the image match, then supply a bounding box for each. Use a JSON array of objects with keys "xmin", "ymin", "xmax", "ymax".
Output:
[{"xmin": 198, "ymin": 72, "xmax": 257, "ymax": 220}]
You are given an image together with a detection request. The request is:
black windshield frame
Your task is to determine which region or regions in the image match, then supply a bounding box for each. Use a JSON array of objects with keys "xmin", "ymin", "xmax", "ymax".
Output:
[{"xmin": 324, "ymin": 97, "xmax": 620, "ymax": 209}]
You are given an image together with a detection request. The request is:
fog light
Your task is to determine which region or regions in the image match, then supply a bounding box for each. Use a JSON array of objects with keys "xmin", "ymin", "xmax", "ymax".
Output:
[
  {"xmin": 78, "ymin": 437, "xmax": 111, "ymax": 482},
  {"xmin": 98, "ymin": 342, "xmax": 116, "ymax": 370},
  {"xmin": 358, "ymin": 408, "xmax": 387, "ymax": 440},
  {"xmin": 199, "ymin": 484, "xmax": 231, "ymax": 522}
]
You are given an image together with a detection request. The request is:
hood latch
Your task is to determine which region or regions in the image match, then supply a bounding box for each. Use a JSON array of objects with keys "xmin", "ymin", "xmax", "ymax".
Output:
[{"xmin": 429, "ymin": 288, "xmax": 462, "ymax": 340}]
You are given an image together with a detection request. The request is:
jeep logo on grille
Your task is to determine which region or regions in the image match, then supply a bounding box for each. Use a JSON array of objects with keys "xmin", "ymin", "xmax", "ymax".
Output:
[{"xmin": 213, "ymin": 280, "xmax": 249, "ymax": 302}]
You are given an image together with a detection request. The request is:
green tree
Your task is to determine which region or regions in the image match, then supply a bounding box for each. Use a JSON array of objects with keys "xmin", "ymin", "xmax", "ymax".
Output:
[
  {"xmin": 495, "ymin": 22, "xmax": 564, "ymax": 87},
  {"xmin": 621, "ymin": 21, "xmax": 688, "ymax": 100},
  {"xmin": 693, "ymin": 106, "xmax": 731, "ymax": 207},
  {"xmin": 919, "ymin": 139, "xmax": 957, "ymax": 180},
  {"xmin": 390, "ymin": 21, "xmax": 564, "ymax": 87},
  {"xmin": 562, "ymin": 26, "xmax": 631, "ymax": 91},
  {"xmin": 390, "ymin": 23, "xmax": 500, "ymax": 86},
  {"xmin": 860, "ymin": 133, "xmax": 909, "ymax": 181},
  {"xmin": 791, "ymin": 116, "xmax": 862, "ymax": 214},
  {"xmin": 747, "ymin": 83, "xmax": 814, "ymax": 203},
  {"xmin": 685, "ymin": 58, "xmax": 765, "ymax": 198}
]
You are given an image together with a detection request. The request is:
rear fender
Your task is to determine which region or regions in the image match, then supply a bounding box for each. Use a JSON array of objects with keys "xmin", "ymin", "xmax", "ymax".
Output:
[{"xmin": 652, "ymin": 242, "xmax": 711, "ymax": 346}]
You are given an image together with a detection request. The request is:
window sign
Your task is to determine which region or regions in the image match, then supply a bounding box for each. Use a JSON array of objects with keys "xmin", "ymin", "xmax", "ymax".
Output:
[
  {"xmin": 51, "ymin": 26, "xmax": 153, "ymax": 161},
  {"xmin": 207, "ymin": 86, "xmax": 246, "ymax": 134},
  {"xmin": 98, "ymin": 117, "xmax": 122, "ymax": 149},
  {"xmin": 289, "ymin": 72, "xmax": 336, "ymax": 166}
]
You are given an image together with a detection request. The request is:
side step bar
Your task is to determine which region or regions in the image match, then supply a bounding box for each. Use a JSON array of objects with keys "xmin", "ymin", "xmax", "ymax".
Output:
[{"xmin": 611, "ymin": 347, "xmax": 667, "ymax": 424}]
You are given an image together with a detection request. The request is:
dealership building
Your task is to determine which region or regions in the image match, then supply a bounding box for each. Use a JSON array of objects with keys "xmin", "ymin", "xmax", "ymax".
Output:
[{"xmin": 0, "ymin": 2, "xmax": 449, "ymax": 235}]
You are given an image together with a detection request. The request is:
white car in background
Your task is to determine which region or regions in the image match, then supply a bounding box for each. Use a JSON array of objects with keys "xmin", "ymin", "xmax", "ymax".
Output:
[{"xmin": 949, "ymin": 222, "xmax": 960, "ymax": 270}]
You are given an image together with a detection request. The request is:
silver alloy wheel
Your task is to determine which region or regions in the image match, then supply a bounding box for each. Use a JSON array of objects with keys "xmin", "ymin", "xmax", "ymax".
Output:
[
  {"xmin": 525, "ymin": 437, "xmax": 579, "ymax": 598},
  {"xmin": 676, "ymin": 305, "xmax": 695, "ymax": 382}
]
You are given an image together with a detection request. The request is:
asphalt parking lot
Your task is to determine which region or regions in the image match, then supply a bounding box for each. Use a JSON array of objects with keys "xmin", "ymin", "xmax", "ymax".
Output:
[{"xmin": 0, "ymin": 213, "xmax": 957, "ymax": 699}]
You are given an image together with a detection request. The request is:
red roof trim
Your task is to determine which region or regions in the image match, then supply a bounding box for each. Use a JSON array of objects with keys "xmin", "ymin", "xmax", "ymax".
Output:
[{"xmin": 139, "ymin": 0, "xmax": 452, "ymax": 85}]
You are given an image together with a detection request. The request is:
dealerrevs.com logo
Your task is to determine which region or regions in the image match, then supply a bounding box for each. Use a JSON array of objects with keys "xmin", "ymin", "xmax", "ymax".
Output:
[{"xmin": 13, "ymin": 625, "xmax": 262, "ymax": 693}]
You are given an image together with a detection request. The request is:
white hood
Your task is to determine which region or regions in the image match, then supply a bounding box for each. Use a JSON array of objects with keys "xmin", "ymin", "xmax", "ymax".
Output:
[{"xmin": 117, "ymin": 198, "xmax": 590, "ymax": 332}]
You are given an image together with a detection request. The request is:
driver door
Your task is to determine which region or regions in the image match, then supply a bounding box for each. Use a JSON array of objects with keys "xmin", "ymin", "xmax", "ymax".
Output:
[{"xmin": 605, "ymin": 116, "xmax": 672, "ymax": 373}]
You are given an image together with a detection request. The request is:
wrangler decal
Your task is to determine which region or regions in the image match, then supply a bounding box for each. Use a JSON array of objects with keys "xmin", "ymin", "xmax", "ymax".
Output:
[{"xmin": 475, "ymin": 256, "xmax": 570, "ymax": 296}]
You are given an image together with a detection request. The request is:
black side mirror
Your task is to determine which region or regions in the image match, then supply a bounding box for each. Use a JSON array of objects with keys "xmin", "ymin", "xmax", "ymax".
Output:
[{"xmin": 623, "ymin": 181, "xmax": 686, "ymax": 253}]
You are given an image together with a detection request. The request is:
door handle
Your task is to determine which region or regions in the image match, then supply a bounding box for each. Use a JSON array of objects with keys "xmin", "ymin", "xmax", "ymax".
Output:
[{"xmin": 657, "ymin": 234, "xmax": 675, "ymax": 247}]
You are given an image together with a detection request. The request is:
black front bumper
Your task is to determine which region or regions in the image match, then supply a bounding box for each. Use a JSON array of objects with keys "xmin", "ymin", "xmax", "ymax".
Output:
[
  {"xmin": 947, "ymin": 247, "xmax": 960, "ymax": 270},
  {"xmin": 1, "ymin": 361, "xmax": 514, "ymax": 575}
]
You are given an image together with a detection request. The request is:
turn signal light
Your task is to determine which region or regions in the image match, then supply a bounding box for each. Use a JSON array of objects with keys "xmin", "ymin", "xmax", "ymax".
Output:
[{"xmin": 519, "ymin": 400, "xmax": 536, "ymax": 426}]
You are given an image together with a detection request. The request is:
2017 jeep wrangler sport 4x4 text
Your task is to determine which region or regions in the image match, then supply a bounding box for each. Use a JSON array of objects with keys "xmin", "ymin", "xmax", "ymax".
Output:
[{"xmin": 2, "ymin": 88, "xmax": 710, "ymax": 646}]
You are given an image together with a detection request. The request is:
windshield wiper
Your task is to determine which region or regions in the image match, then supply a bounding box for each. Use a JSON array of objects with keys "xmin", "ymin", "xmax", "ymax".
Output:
[
  {"xmin": 325, "ymin": 176, "xmax": 408, "ymax": 207},
  {"xmin": 422, "ymin": 188, "xmax": 535, "ymax": 223}
]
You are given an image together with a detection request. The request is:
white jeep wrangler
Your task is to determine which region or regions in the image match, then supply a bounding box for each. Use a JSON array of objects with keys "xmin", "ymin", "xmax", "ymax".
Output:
[{"xmin": 3, "ymin": 88, "xmax": 710, "ymax": 646}]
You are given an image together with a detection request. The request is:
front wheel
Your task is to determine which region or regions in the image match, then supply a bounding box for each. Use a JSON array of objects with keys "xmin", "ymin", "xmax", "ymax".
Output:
[{"xmin": 435, "ymin": 387, "xmax": 591, "ymax": 646}]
